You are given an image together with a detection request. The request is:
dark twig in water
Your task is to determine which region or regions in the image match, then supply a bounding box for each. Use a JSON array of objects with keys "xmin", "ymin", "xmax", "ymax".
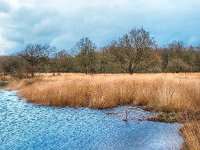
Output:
[{"xmin": 122, "ymin": 110, "xmax": 129, "ymax": 122}]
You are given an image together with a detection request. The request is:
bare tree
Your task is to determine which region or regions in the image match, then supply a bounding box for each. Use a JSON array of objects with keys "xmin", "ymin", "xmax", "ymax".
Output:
[
  {"xmin": 168, "ymin": 41, "xmax": 184, "ymax": 59},
  {"xmin": 110, "ymin": 28, "xmax": 156, "ymax": 74},
  {"xmin": 1, "ymin": 56, "xmax": 28, "ymax": 78},
  {"xmin": 52, "ymin": 50, "xmax": 75, "ymax": 73},
  {"xmin": 19, "ymin": 44, "xmax": 55, "ymax": 77},
  {"xmin": 75, "ymin": 37, "xmax": 96, "ymax": 74},
  {"xmin": 161, "ymin": 48, "xmax": 169, "ymax": 72}
]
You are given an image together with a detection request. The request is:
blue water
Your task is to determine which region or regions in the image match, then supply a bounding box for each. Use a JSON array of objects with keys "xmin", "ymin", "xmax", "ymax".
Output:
[{"xmin": 0, "ymin": 90, "xmax": 183, "ymax": 150}]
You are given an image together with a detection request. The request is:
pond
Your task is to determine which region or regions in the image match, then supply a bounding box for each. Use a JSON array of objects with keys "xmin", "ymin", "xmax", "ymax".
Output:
[{"xmin": 0, "ymin": 90, "xmax": 183, "ymax": 150}]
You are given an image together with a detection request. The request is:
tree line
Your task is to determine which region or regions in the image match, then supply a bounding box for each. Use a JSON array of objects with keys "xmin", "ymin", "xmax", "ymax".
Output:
[{"xmin": 0, "ymin": 27, "xmax": 200, "ymax": 78}]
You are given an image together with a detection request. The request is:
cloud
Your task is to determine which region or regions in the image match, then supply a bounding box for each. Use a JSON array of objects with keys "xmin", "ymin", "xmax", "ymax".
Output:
[
  {"xmin": 0, "ymin": 1, "xmax": 10, "ymax": 13},
  {"xmin": 0, "ymin": 0, "xmax": 200, "ymax": 55}
]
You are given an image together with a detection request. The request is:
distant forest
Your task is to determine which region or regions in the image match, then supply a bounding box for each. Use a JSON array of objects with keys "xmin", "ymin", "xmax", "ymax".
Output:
[{"xmin": 1, "ymin": 27, "xmax": 200, "ymax": 78}]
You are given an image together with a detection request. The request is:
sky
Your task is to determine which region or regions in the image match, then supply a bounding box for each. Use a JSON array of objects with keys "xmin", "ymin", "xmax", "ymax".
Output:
[{"xmin": 0, "ymin": 0, "xmax": 200, "ymax": 55}]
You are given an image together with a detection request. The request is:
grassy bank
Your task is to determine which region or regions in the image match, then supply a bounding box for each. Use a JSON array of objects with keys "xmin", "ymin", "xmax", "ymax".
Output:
[
  {"xmin": 5, "ymin": 73, "xmax": 200, "ymax": 149},
  {"xmin": 8, "ymin": 73, "xmax": 200, "ymax": 110}
]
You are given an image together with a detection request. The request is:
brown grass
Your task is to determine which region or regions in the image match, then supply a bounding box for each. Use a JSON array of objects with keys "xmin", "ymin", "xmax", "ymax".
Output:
[
  {"xmin": 9, "ymin": 73, "xmax": 200, "ymax": 111},
  {"xmin": 0, "ymin": 75, "xmax": 12, "ymax": 82},
  {"xmin": 7, "ymin": 73, "xmax": 200, "ymax": 149},
  {"xmin": 181, "ymin": 121, "xmax": 200, "ymax": 150}
]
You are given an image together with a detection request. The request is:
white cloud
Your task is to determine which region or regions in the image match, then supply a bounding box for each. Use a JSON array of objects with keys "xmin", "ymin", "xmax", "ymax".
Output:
[{"xmin": 0, "ymin": 0, "xmax": 200, "ymax": 55}]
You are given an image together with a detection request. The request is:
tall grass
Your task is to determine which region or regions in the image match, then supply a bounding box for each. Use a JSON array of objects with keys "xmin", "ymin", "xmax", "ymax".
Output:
[
  {"xmin": 9, "ymin": 73, "xmax": 200, "ymax": 112},
  {"xmin": 181, "ymin": 121, "xmax": 200, "ymax": 150}
]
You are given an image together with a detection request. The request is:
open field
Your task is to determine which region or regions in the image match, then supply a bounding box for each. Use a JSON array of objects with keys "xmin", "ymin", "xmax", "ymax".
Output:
[{"xmin": 3, "ymin": 73, "xmax": 200, "ymax": 149}]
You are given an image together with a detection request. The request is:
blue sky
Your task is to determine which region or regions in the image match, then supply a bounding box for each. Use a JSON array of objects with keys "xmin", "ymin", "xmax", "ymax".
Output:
[{"xmin": 0, "ymin": 0, "xmax": 200, "ymax": 55}]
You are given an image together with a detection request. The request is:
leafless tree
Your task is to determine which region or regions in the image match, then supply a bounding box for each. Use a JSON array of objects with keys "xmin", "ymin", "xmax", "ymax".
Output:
[
  {"xmin": 19, "ymin": 44, "xmax": 55, "ymax": 77},
  {"xmin": 168, "ymin": 41, "xmax": 184, "ymax": 59},
  {"xmin": 75, "ymin": 37, "xmax": 96, "ymax": 74},
  {"xmin": 110, "ymin": 28, "xmax": 156, "ymax": 74}
]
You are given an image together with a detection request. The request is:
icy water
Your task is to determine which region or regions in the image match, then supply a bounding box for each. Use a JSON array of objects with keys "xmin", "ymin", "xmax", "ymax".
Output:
[{"xmin": 0, "ymin": 90, "xmax": 183, "ymax": 150}]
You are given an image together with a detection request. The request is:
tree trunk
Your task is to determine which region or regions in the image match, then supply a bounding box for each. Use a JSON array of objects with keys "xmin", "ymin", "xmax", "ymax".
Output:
[
  {"xmin": 129, "ymin": 61, "xmax": 134, "ymax": 74},
  {"xmin": 84, "ymin": 65, "xmax": 88, "ymax": 74},
  {"xmin": 31, "ymin": 72, "xmax": 34, "ymax": 78}
]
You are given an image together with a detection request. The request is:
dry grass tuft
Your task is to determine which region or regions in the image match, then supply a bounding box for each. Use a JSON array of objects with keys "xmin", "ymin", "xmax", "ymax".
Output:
[
  {"xmin": 181, "ymin": 121, "xmax": 200, "ymax": 150},
  {"xmin": 0, "ymin": 75, "xmax": 12, "ymax": 82}
]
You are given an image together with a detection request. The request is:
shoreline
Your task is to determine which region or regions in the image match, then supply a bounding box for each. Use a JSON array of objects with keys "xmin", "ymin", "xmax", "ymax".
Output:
[
  {"xmin": 1, "ymin": 73, "xmax": 200, "ymax": 149},
  {"xmin": 0, "ymin": 88, "xmax": 197, "ymax": 150},
  {"xmin": 0, "ymin": 90, "xmax": 184, "ymax": 149}
]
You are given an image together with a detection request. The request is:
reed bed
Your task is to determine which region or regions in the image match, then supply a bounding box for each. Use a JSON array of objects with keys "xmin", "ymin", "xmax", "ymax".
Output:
[
  {"xmin": 181, "ymin": 121, "xmax": 200, "ymax": 150},
  {"xmin": 9, "ymin": 73, "xmax": 200, "ymax": 112}
]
